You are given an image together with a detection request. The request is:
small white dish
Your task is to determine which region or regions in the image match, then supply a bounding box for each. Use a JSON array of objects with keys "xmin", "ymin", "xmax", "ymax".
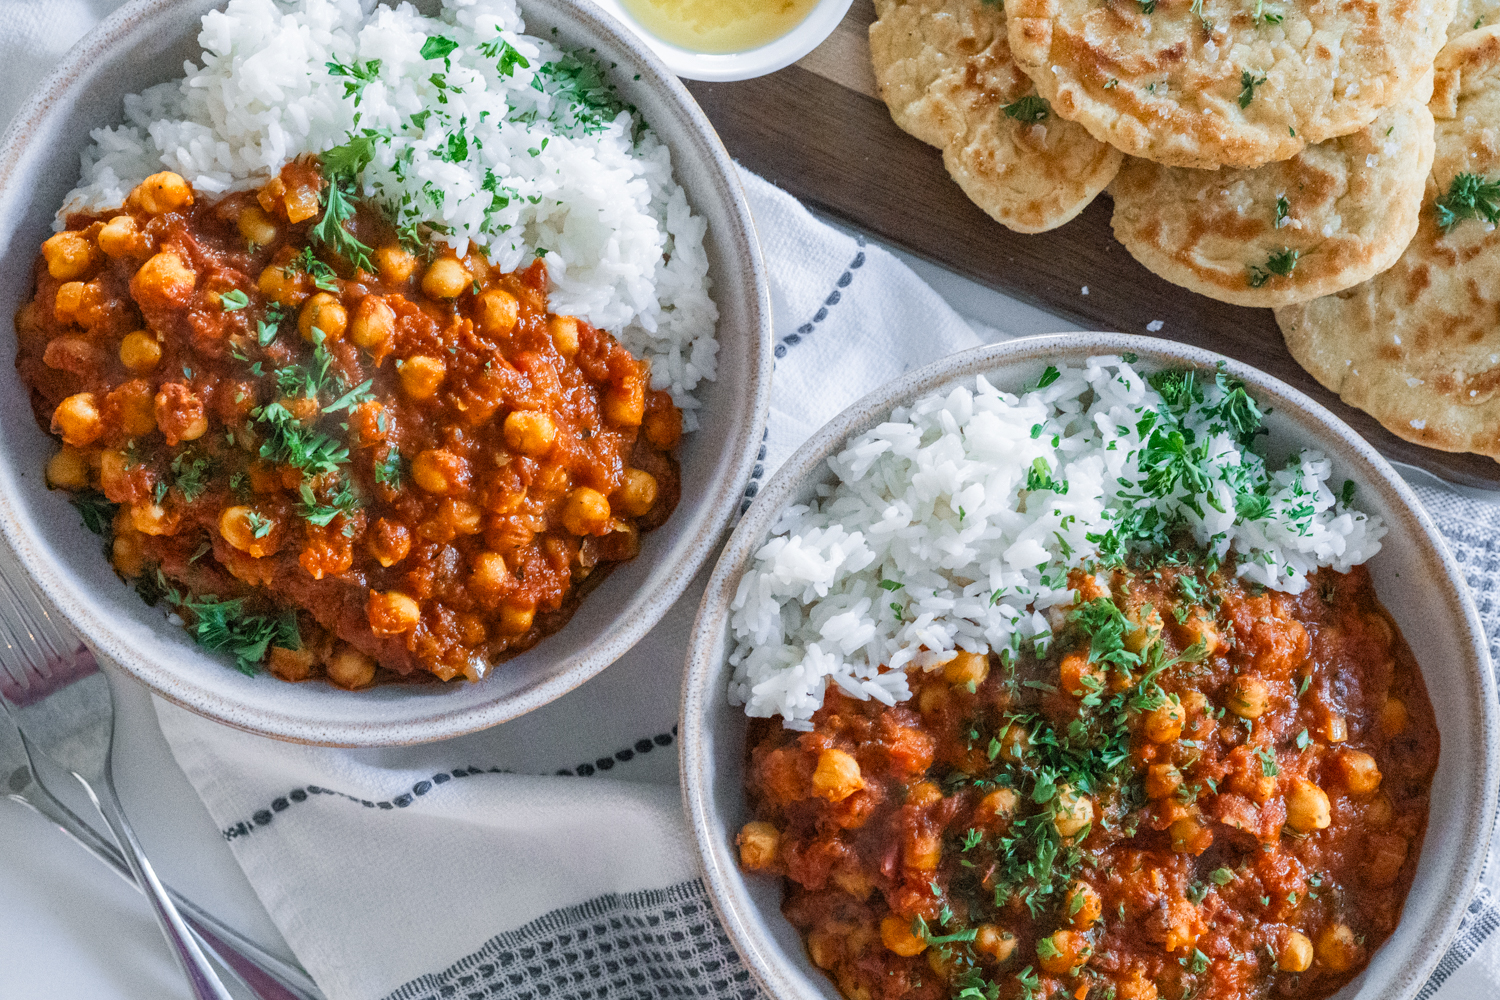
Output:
[
  {"xmin": 591, "ymin": 0, "xmax": 855, "ymax": 81},
  {"xmin": 681, "ymin": 334, "xmax": 1500, "ymax": 1000}
]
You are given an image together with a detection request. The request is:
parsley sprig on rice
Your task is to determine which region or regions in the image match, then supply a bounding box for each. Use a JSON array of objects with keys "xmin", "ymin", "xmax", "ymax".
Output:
[{"xmin": 728, "ymin": 357, "xmax": 1385, "ymax": 728}]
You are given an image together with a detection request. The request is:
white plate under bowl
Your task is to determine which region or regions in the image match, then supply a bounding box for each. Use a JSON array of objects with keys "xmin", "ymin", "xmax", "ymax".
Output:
[
  {"xmin": 681, "ymin": 335, "xmax": 1498, "ymax": 1000},
  {"xmin": 0, "ymin": 0, "xmax": 772, "ymax": 746}
]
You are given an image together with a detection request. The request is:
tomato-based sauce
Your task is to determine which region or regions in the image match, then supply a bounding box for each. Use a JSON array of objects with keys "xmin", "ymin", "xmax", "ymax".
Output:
[
  {"xmin": 15, "ymin": 164, "xmax": 681, "ymax": 687},
  {"xmin": 739, "ymin": 558, "xmax": 1436, "ymax": 1000}
]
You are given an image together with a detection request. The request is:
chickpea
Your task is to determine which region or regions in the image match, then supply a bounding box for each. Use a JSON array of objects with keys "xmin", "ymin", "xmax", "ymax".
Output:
[
  {"xmin": 1335, "ymin": 749, "xmax": 1383, "ymax": 796},
  {"xmin": 807, "ymin": 930, "xmax": 840, "ymax": 970},
  {"xmin": 503, "ymin": 410, "xmax": 557, "ymax": 457},
  {"xmin": 604, "ymin": 377, "xmax": 646, "ymax": 427},
  {"xmin": 549, "ymin": 315, "xmax": 580, "ymax": 357},
  {"xmin": 97, "ymin": 215, "xmax": 146, "ymax": 259},
  {"xmin": 1146, "ymin": 763, "xmax": 1183, "ymax": 800},
  {"xmin": 399, "ymin": 355, "xmax": 447, "ymax": 399},
  {"xmin": 131, "ymin": 250, "xmax": 197, "ymax": 310},
  {"xmin": 375, "ymin": 246, "xmax": 419, "ymax": 284},
  {"xmin": 130, "ymin": 503, "xmax": 179, "ymax": 536},
  {"xmin": 1366, "ymin": 791, "xmax": 1395, "ymax": 828},
  {"xmin": 51, "ymin": 393, "xmax": 102, "ymax": 447},
  {"xmin": 1053, "ymin": 784, "xmax": 1092, "ymax": 837},
  {"xmin": 45, "ymin": 448, "xmax": 90, "ymax": 490},
  {"xmin": 412, "ymin": 449, "xmax": 461, "ymax": 495},
  {"xmin": 325, "ymin": 644, "xmax": 377, "ymax": 689},
  {"xmin": 974, "ymin": 925, "xmax": 1016, "ymax": 963},
  {"xmin": 469, "ymin": 551, "xmax": 511, "ymax": 596},
  {"xmin": 942, "ymin": 649, "xmax": 989, "ymax": 687},
  {"xmin": 350, "ymin": 295, "xmax": 396, "ymax": 351},
  {"xmin": 130, "ymin": 171, "xmax": 193, "ymax": 214},
  {"xmin": 833, "ymin": 869, "xmax": 873, "ymax": 900},
  {"xmin": 477, "ymin": 289, "xmax": 520, "ymax": 336},
  {"xmin": 498, "ymin": 600, "xmax": 536, "ymax": 635},
  {"xmin": 268, "ymin": 645, "xmax": 318, "ymax": 683},
  {"xmin": 1037, "ymin": 929, "xmax": 1090, "ymax": 974},
  {"xmin": 368, "ymin": 591, "xmax": 422, "ymax": 636},
  {"xmin": 54, "ymin": 281, "xmax": 86, "ymax": 322},
  {"xmin": 997, "ymin": 723, "xmax": 1030, "ymax": 762},
  {"xmin": 1184, "ymin": 613, "xmax": 1221, "ymax": 655},
  {"xmin": 1227, "ymin": 675, "xmax": 1270, "ymax": 719},
  {"xmin": 906, "ymin": 781, "xmax": 943, "ymax": 808},
  {"xmin": 1381, "ymin": 696, "xmax": 1409, "ymax": 735},
  {"xmin": 422, "ymin": 257, "xmax": 470, "ymax": 299},
  {"xmin": 1064, "ymin": 881, "xmax": 1102, "ymax": 927},
  {"xmin": 298, "ymin": 291, "xmax": 348, "ymax": 342},
  {"xmin": 1279, "ymin": 931, "xmax": 1314, "ymax": 973},
  {"xmin": 879, "ymin": 915, "xmax": 926, "ymax": 958},
  {"xmin": 1170, "ymin": 815, "xmax": 1212, "ymax": 855},
  {"xmin": 236, "ymin": 204, "xmax": 278, "ymax": 245},
  {"xmin": 154, "ymin": 384, "xmax": 207, "ymax": 444},
  {"xmin": 643, "ymin": 406, "xmax": 682, "ymax": 450},
  {"xmin": 1058, "ymin": 650, "xmax": 1103, "ymax": 698},
  {"xmin": 108, "ymin": 531, "xmax": 146, "ymax": 578},
  {"xmin": 442, "ymin": 499, "xmax": 482, "ymax": 535},
  {"xmin": 257, "ymin": 263, "xmax": 304, "ymax": 307},
  {"xmin": 1314, "ymin": 923, "xmax": 1360, "ymax": 972},
  {"xmin": 1286, "ymin": 777, "xmax": 1332, "ymax": 833},
  {"xmin": 1124, "ymin": 606, "xmax": 1163, "ymax": 654},
  {"xmin": 41, "ymin": 231, "xmax": 95, "ymax": 280},
  {"xmin": 118, "ymin": 330, "xmax": 162, "ymax": 373},
  {"xmin": 736, "ymin": 820, "xmax": 781, "ymax": 870},
  {"xmin": 974, "ymin": 787, "xmax": 1019, "ymax": 831},
  {"xmin": 1143, "ymin": 698, "xmax": 1185, "ymax": 743},
  {"xmin": 116, "ymin": 387, "xmax": 158, "ymax": 438},
  {"xmin": 360, "ymin": 520, "xmax": 407, "ymax": 569},
  {"xmin": 219, "ymin": 506, "xmax": 279, "ymax": 558},
  {"xmin": 613, "ymin": 468, "xmax": 659, "ymax": 518},
  {"xmin": 812, "ymin": 748, "xmax": 864, "ymax": 802},
  {"xmin": 561, "ymin": 487, "xmax": 612, "ymax": 536},
  {"xmin": 917, "ymin": 683, "xmax": 950, "ymax": 717},
  {"xmin": 98, "ymin": 451, "xmax": 130, "ymax": 495}
]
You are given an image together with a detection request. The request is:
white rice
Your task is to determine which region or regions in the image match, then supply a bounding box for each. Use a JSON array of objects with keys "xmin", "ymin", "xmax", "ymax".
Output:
[
  {"xmin": 58, "ymin": 0, "xmax": 717, "ymax": 422},
  {"xmin": 728, "ymin": 357, "xmax": 1386, "ymax": 729}
]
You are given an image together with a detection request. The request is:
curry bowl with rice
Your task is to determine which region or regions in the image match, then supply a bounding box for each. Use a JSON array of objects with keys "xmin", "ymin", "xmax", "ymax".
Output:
[
  {"xmin": 680, "ymin": 337, "xmax": 1498, "ymax": 1000},
  {"xmin": 0, "ymin": 0, "xmax": 770, "ymax": 744}
]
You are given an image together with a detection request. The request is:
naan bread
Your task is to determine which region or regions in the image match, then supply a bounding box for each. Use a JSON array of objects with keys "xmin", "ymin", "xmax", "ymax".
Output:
[
  {"xmin": 1110, "ymin": 89, "xmax": 1435, "ymax": 308},
  {"xmin": 1276, "ymin": 27, "xmax": 1500, "ymax": 459},
  {"xmin": 1007, "ymin": 0, "xmax": 1454, "ymax": 169},
  {"xmin": 870, "ymin": 0, "xmax": 1122, "ymax": 233}
]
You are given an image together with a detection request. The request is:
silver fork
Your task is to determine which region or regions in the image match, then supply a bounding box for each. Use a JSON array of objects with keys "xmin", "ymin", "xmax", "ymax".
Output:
[
  {"xmin": 0, "ymin": 572, "xmax": 246, "ymax": 1000},
  {"xmin": 2, "ymin": 711, "xmax": 323, "ymax": 999}
]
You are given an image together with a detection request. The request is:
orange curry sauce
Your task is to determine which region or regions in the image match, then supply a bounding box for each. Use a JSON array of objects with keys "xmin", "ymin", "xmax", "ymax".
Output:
[
  {"xmin": 740, "ymin": 560, "xmax": 1436, "ymax": 1000},
  {"xmin": 16, "ymin": 164, "xmax": 681, "ymax": 687}
]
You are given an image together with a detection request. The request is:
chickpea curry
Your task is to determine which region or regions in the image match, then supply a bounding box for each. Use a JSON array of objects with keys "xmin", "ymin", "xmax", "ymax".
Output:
[
  {"xmin": 16, "ymin": 155, "xmax": 682, "ymax": 688},
  {"xmin": 738, "ymin": 557, "xmax": 1436, "ymax": 1000}
]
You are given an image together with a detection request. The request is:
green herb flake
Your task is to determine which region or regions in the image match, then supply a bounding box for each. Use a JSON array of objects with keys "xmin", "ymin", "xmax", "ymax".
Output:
[
  {"xmin": 1003, "ymin": 95, "xmax": 1050, "ymax": 123},
  {"xmin": 219, "ymin": 289, "xmax": 250, "ymax": 311},
  {"xmin": 1238, "ymin": 69, "xmax": 1267, "ymax": 109},
  {"xmin": 1435, "ymin": 172, "xmax": 1500, "ymax": 231}
]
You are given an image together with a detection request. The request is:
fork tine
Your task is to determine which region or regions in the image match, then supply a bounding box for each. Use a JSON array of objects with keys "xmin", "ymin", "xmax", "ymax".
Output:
[{"xmin": 0, "ymin": 572, "xmax": 68, "ymax": 669}]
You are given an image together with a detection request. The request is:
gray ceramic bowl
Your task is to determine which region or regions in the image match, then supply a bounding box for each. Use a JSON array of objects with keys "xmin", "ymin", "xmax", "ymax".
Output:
[
  {"xmin": 0, "ymin": 0, "xmax": 771, "ymax": 745},
  {"xmin": 681, "ymin": 335, "xmax": 1498, "ymax": 1000}
]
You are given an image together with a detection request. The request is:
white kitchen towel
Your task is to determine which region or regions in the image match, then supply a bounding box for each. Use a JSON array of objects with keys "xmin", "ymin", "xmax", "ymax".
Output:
[{"xmin": 151, "ymin": 169, "xmax": 989, "ymax": 1000}]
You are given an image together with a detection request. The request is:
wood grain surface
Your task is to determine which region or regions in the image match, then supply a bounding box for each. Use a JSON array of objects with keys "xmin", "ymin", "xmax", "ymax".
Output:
[{"xmin": 684, "ymin": 2, "xmax": 1500, "ymax": 489}]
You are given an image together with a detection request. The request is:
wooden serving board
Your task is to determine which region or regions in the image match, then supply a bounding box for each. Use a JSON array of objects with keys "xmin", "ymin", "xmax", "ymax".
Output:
[{"xmin": 685, "ymin": 1, "xmax": 1500, "ymax": 490}]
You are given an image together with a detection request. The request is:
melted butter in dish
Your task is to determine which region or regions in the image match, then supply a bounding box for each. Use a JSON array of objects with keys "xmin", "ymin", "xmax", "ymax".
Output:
[{"xmin": 617, "ymin": 0, "xmax": 822, "ymax": 53}]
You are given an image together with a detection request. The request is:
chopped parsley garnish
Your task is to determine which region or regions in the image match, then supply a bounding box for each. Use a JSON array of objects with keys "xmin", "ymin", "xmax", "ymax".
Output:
[
  {"xmin": 419, "ymin": 35, "xmax": 460, "ymax": 63},
  {"xmin": 1003, "ymin": 95, "xmax": 1050, "ymax": 123},
  {"xmin": 374, "ymin": 446, "xmax": 402, "ymax": 488},
  {"xmin": 1238, "ymin": 69, "xmax": 1267, "ymax": 109},
  {"xmin": 180, "ymin": 596, "xmax": 299, "ymax": 675},
  {"xmin": 479, "ymin": 37, "xmax": 531, "ymax": 77},
  {"xmin": 298, "ymin": 479, "xmax": 360, "ymax": 527},
  {"xmin": 171, "ymin": 451, "xmax": 213, "ymax": 503},
  {"xmin": 1248, "ymin": 247, "xmax": 1299, "ymax": 287},
  {"xmin": 1254, "ymin": 0, "xmax": 1284, "ymax": 22},
  {"xmin": 536, "ymin": 52, "xmax": 630, "ymax": 134},
  {"xmin": 1256, "ymin": 747, "xmax": 1280, "ymax": 776},
  {"xmin": 325, "ymin": 58, "xmax": 383, "ymax": 106},
  {"xmin": 1275, "ymin": 195, "xmax": 1290, "ymax": 227},
  {"xmin": 69, "ymin": 490, "xmax": 118, "ymax": 536},
  {"xmin": 1211, "ymin": 867, "xmax": 1234, "ymax": 885},
  {"xmin": 313, "ymin": 133, "xmax": 382, "ymax": 273},
  {"xmin": 219, "ymin": 289, "xmax": 250, "ymax": 311},
  {"xmin": 254, "ymin": 402, "xmax": 350, "ymax": 478},
  {"xmin": 1434, "ymin": 172, "xmax": 1500, "ymax": 231}
]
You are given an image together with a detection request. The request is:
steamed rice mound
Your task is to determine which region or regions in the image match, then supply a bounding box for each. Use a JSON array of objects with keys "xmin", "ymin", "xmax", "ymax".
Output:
[
  {"xmin": 59, "ymin": 0, "xmax": 717, "ymax": 422},
  {"xmin": 728, "ymin": 357, "xmax": 1386, "ymax": 728}
]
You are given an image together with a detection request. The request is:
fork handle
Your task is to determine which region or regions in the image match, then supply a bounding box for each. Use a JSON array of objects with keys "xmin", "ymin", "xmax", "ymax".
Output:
[{"xmin": 83, "ymin": 771, "xmax": 239, "ymax": 1000}]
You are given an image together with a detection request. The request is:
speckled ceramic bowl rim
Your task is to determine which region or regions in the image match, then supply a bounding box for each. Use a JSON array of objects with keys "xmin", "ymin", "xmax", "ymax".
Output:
[
  {"xmin": 681, "ymin": 334, "xmax": 1499, "ymax": 1000},
  {"xmin": 0, "ymin": 0, "xmax": 772, "ymax": 745}
]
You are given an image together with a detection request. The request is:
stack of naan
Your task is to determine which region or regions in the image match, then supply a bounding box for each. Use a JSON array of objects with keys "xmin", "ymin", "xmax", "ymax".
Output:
[{"xmin": 870, "ymin": 0, "xmax": 1500, "ymax": 459}]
